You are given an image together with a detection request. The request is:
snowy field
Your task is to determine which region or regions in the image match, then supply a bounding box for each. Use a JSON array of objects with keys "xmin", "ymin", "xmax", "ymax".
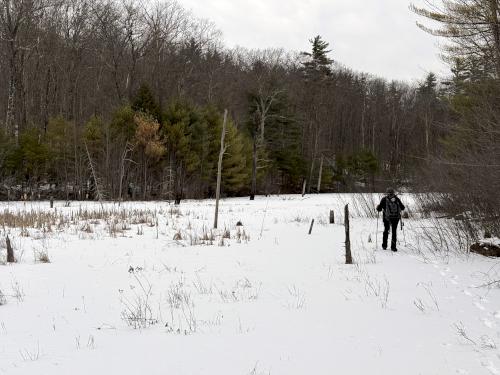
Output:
[{"xmin": 0, "ymin": 194, "xmax": 500, "ymax": 375}]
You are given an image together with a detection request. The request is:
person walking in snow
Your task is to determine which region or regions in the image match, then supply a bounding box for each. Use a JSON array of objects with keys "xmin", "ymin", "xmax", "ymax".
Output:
[{"xmin": 376, "ymin": 188, "xmax": 405, "ymax": 251}]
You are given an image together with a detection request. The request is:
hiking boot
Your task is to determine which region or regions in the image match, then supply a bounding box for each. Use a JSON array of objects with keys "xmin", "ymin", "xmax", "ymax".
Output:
[
  {"xmin": 391, "ymin": 248, "xmax": 397, "ymax": 252},
  {"xmin": 382, "ymin": 246, "xmax": 387, "ymax": 250}
]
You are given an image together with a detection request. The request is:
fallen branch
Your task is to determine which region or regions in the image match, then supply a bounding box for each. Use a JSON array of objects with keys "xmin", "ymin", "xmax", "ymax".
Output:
[{"xmin": 475, "ymin": 280, "xmax": 500, "ymax": 288}]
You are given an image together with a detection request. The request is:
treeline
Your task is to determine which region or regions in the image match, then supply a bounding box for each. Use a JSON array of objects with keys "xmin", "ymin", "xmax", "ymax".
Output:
[
  {"xmin": 412, "ymin": 0, "xmax": 500, "ymax": 237},
  {"xmin": 0, "ymin": 0, "xmax": 494, "ymax": 208}
]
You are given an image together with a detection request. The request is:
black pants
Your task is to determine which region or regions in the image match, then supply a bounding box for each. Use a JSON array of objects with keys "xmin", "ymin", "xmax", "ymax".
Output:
[{"xmin": 382, "ymin": 218, "xmax": 399, "ymax": 250}]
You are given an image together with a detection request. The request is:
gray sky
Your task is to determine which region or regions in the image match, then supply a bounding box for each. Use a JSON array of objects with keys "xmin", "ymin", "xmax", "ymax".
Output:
[{"xmin": 179, "ymin": 0, "xmax": 448, "ymax": 82}]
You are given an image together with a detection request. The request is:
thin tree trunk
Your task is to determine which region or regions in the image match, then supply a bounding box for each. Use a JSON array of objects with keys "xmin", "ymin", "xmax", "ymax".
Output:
[
  {"xmin": 106, "ymin": 128, "xmax": 111, "ymax": 195},
  {"xmin": 425, "ymin": 112, "xmax": 430, "ymax": 158},
  {"xmin": 19, "ymin": 51, "xmax": 27, "ymax": 130},
  {"xmin": 6, "ymin": 53, "xmax": 17, "ymax": 142},
  {"xmin": 85, "ymin": 142, "xmax": 104, "ymax": 208},
  {"xmin": 308, "ymin": 158, "xmax": 315, "ymax": 194},
  {"xmin": 112, "ymin": 58, "xmax": 123, "ymax": 102},
  {"xmin": 74, "ymin": 123, "xmax": 80, "ymax": 200},
  {"xmin": 260, "ymin": 99, "xmax": 266, "ymax": 144},
  {"xmin": 308, "ymin": 127, "xmax": 319, "ymax": 193},
  {"xmin": 42, "ymin": 67, "xmax": 51, "ymax": 134},
  {"xmin": 372, "ymin": 119, "xmax": 376, "ymax": 153},
  {"xmin": 490, "ymin": 0, "xmax": 500, "ymax": 76},
  {"xmin": 361, "ymin": 96, "xmax": 366, "ymax": 149},
  {"xmin": 250, "ymin": 136, "xmax": 257, "ymax": 200},
  {"xmin": 214, "ymin": 109, "xmax": 228, "ymax": 229},
  {"xmin": 143, "ymin": 153, "xmax": 148, "ymax": 200},
  {"xmin": 317, "ymin": 155, "xmax": 324, "ymax": 193},
  {"xmin": 119, "ymin": 143, "xmax": 131, "ymax": 203}
]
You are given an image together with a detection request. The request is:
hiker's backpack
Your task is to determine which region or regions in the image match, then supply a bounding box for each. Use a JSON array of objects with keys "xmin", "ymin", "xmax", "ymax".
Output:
[{"xmin": 385, "ymin": 196, "xmax": 401, "ymax": 220}]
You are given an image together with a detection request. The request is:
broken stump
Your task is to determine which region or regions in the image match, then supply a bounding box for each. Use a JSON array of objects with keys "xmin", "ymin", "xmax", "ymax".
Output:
[{"xmin": 6, "ymin": 236, "xmax": 15, "ymax": 263}]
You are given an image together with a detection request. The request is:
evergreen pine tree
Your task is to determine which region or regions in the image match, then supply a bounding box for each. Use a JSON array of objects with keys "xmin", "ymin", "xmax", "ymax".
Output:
[
  {"xmin": 301, "ymin": 35, "xmax": 334, "ymax": 78},
  {"xmin": 132, "ymin": 84, "xmax": 161, "ymax": 121},
  {"xmin": 162, "ymin": 102, "xmax": 207, "ymax": 199},
  {"xmin": 264, "ymin": 93, "xmax": 307, "ymax": 191}
]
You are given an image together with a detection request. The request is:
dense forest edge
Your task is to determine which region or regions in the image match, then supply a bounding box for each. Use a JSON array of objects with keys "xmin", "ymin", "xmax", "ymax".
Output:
[{"xmin": 0, "ymin": 1, "xmax": 498, "ymax": 238}]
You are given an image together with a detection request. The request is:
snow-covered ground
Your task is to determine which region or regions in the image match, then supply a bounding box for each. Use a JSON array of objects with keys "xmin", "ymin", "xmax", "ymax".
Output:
[{"xmin": 0, "ymin": 195, "xmax": 499, "ymax": 375}]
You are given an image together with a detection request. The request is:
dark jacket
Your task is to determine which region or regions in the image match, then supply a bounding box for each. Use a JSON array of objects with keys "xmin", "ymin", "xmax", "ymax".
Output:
[{"xmin": 377, "ymin": 195, "xmax": 405, "ymax": 218}]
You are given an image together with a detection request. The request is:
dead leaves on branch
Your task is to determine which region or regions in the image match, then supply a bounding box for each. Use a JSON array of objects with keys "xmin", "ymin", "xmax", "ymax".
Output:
[{"xmin": 133, "ymin": 113, "xmax": 165, "ymax": 160}]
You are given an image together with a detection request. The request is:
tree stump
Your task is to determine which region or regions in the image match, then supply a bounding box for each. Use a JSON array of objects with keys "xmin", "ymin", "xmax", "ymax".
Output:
[{"xmin": 6, "ymin": 236, "xmax": 14, "ymax": 263}]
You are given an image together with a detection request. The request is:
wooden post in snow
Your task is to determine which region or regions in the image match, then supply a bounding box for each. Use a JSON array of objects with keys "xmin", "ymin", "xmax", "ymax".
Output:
[
  {"xmin": 317, "ymin": 155, "xmax": 323, "ymax": 193},
  {"xmin": 6, "ymin": 235, "xmax": 14, "ymax": 263},
  {"xmin": 301, "ymin": 179, "xmax": 307, "ymax": 197},
  {"xmin": 329, "ymin": 210, "xmax": 335, "ymax": 224},
  {"xmin": 308, "ymin": 219, "xmax": 315, "ymax": 235},
  {"xmin": 345, "ymin": 204, "xmax": 353, "ymax": 264},
  {"xmin": 214, "ymin": 109, "xmax": 228, "ymax": 229}
]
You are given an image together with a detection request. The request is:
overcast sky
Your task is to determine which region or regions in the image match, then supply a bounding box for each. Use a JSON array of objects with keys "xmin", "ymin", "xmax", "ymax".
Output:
[{"xmin": 178, "ymin": 0, "xmax": 448, "ymax": 82}]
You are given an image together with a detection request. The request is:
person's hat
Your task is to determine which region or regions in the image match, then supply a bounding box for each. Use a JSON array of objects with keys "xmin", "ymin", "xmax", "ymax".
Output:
[{"xmin": 386, "ymin": 188, "xmax": 395, "ymax": 195}]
